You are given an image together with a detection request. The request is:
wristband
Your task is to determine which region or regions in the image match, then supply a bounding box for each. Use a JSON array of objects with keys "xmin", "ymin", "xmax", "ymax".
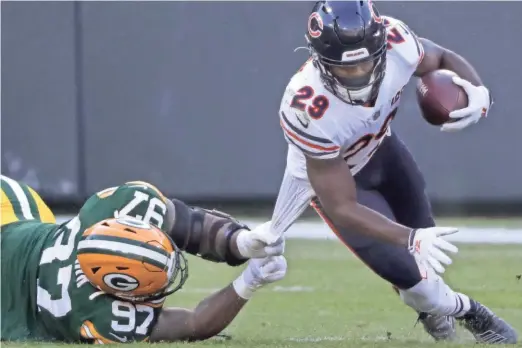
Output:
[{"xmin": 232, "ymin": 273, "xmax": 255, "ymax": 300}]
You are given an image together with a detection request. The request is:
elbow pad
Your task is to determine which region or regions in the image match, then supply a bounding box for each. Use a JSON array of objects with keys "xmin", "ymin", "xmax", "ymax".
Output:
[{"xmin": 168, "ymin": 199, "xmax": 249, "ymax": 266}]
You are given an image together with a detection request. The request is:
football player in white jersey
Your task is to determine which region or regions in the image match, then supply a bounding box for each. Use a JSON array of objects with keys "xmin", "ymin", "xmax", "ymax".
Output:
[{"xmin": 259, "ymin": 1, "xmax": 517, "ymax": 344}]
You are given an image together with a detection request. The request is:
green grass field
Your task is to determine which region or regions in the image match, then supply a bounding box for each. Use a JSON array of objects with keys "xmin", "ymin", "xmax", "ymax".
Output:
[
  {"xmin": 4, "ymin": 240, "xmax": 522, "ymax": 348},
  {"xmin": 305, "ymin": 216, "xmax": 522, "ymax": 229},
  {"xmin": 435, "ymin": 217, "xmax": 522, "ymax": 229}
]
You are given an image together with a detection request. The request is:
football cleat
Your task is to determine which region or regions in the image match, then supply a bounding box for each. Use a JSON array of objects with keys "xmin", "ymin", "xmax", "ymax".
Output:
[
  {"xmin": 417, "ymin": 312, "xmax": 456, "ymax": 341},
  {"xmin": 458, "ymin": 300, "xmax": 518, "ymax": 344}
]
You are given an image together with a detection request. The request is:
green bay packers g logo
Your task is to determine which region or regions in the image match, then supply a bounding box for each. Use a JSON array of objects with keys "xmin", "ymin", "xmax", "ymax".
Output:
[{"xmin": 103, "ymin": 273, "xmax": 140, "ymax": 292}]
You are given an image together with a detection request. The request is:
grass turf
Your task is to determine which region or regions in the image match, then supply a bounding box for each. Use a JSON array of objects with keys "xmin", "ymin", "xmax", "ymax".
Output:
[{"xmin": 4, "ymin": 240, "xmax": 522, "ymax": 347}]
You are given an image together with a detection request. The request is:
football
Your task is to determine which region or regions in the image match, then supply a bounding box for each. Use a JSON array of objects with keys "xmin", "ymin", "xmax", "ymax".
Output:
[{"xmin": 416, "ymin": 69, "xmax": 468, "ymax": 126}]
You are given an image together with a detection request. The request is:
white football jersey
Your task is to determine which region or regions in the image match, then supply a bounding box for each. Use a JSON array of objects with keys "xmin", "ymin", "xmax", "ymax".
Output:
[{"xmin": 279, "ymin": 16, "xmax": 425, "ymax": 180}]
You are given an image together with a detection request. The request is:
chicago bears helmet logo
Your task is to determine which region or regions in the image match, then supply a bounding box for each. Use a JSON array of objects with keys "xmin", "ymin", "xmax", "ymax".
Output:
[
  {"xmin": 308, "ymin": 12, "xmax": 324, "ymax": 38},
  {"xmin": 368, "ymin": 0, "xmax": 382, "ymax": 23}
]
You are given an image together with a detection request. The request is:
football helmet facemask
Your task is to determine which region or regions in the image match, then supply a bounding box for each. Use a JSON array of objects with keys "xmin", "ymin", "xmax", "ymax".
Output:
[{"xmin": 306, "ymin": 0, "xmax": 387, "ymax": 105}]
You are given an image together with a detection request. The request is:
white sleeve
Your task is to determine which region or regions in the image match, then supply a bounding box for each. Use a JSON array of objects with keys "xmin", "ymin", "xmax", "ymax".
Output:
[
  {"xmin": 280, "ymin": 110, "xmax": 340, "ymax": 160},
  {"xmin": 270, "ymin": 168, "xmax": 315, "ymax": 236},
  {"xmin": 278, "ymin": 82, "xmax": 341, "ymax": 160}
]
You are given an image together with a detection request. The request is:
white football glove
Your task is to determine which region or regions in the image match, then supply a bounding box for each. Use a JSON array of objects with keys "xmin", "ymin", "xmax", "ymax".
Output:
[
  {"xmin": 233, "ymin": 256, "xmax": 287, "ymax": 299},
  {"xmin": 408, "ymin": 227, "xmax": 459, "ymax": 274},
  {"xmin": 236, "ymin": 221, "xmax": 285, "ymax": 258},
  {"xmin": 441, "ymin": 77, "xmax": 492, "ymax": 132}
]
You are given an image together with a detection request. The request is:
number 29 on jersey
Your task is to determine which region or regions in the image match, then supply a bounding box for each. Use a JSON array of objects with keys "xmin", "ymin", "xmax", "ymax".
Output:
[{"xmin": 290, "ymin": 86, "xmax": 330, "ymax": 120}]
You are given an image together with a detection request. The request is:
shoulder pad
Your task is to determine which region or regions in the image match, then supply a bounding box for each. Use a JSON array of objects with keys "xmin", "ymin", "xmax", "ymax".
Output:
[
  {"xmin": 383, "ymin": 16, "xmax": 424, "ymax": 69},
  {"xmin": 279, "ymin": 84, "xmax": 340, "ymax": 160}
]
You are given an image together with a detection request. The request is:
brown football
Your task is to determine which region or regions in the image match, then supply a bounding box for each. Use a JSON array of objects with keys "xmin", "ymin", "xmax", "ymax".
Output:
[{"xmin": 416, "ymin": 69, "xmax": 468, "ymax": 126}]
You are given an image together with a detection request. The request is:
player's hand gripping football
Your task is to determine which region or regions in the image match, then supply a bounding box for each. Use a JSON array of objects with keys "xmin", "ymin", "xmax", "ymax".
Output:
[
  {"xmin": 408, "ymin": 227, "xmax": 459, "ymax": 274},
  {"xmin": 442, "ymin": 77, "xmax": 491, "ymax": 132},
  {"xmin": 236, "ymin": 221, "xmax": 285, "ymax": 258}
]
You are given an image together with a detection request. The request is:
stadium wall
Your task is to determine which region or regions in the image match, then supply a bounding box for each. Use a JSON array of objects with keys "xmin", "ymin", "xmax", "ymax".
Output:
[{"xmin": 2, "ymin": 2, "xmax": 521, "ymax": 212}]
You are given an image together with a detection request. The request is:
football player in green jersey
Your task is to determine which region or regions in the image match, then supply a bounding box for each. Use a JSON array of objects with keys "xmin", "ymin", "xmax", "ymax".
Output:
[
  {"xmin": 1, "ymin": 175, "xmax": 56, "ymax": 226},
  {"xmin": 1, "ymin": 178, "xmax": 286, "ymax": 343}
]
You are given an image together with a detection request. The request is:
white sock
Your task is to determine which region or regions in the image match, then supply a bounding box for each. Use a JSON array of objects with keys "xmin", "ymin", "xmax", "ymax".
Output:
[
  {"xmin": 399, "ymin": 270, "xmax": 471, "ymax": 317},
  {"xmin": 453, "ymin": 292, "xmax": 472, "ymax": 318}
]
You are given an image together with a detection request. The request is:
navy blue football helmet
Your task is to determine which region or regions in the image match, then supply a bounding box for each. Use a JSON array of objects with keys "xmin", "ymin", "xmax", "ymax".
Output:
[{"xmin": 306, "ymin": 1, "xmax": 387, "ymax": 105}]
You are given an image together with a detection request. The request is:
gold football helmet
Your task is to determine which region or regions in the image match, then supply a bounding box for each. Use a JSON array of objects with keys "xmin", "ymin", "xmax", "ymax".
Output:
[{"xmin": 77, "ymin": 217, "xmax": 188, "ymax": 302}]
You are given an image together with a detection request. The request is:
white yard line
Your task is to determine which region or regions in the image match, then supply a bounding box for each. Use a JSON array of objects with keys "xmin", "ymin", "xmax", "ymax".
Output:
[{"xmin": 57, "ymin": 215, "xmax": 522, "ymax": 244}]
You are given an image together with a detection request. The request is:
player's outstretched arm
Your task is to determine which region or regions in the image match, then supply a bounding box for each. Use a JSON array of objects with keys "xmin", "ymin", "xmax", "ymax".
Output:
[
  {"xmin": 149, "ymin": 256, "xmax": 287, "ymax": 342},
  {"xmin": 163, "ymin": 198, "xmax": 283, "ymax": 264},
  {"xmin": 163, "ymin": 198, "xmax": 248, "ymax": 265},
  {"xmin": 306, "ymin": 155, "xmax": 411, "ymax": 245},
  {"xmin": 149, "ymin": 285, "xmax": 246, "ymax": 342},
  {"xmin": 306, "ymin": 155, "xmax": 458, "ymax": 273}
]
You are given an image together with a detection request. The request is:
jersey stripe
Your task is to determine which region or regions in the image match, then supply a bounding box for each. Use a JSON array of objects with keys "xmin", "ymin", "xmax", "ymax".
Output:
[
  {"xmin": 27, "ymin": 186, "xmax": 56, "ymax": 223},
  {"xmin": 0, "ymin": 176, "xmax": 55, "ymax": 226},
  {"xmin": 96, "ymin": 186, "xmax": 118, "ymax": 199},
  {"xmin": 283, "ymin": 133, "xmax": 339, "ymax": 159},
  {"xmin": 280, "ymin": 111, "xmax": 340, "ymax": 158},
  {"xmin": 81, "ymin": 321, "xmax": 117, "ymax": 344},
  {"xmin": 0, "ymin": 188, "xmax": 18, "ymax": 227},
  {"xmin": 411, "ymin": 32, "xmax": 425, "ymax": 65},
  {"xmin": 19, "ymin": 184, "xmax": 41, "ymax": 221},
  {"xmin": 280, "ymin": 121, "xmax": 339, "ymax": 152},
  {"xmin": 0, "ymin": 176, "xmax": 34, "ymax": 221},
  {"xmin": 280, "ymin": 111, "xmax": 336, "ymax": 145}
]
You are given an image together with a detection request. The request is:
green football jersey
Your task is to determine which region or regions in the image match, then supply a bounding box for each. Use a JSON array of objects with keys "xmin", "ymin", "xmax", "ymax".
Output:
[{"xmin": 1, "ymin": 181, "xmax": 170, "ymax": 343}]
